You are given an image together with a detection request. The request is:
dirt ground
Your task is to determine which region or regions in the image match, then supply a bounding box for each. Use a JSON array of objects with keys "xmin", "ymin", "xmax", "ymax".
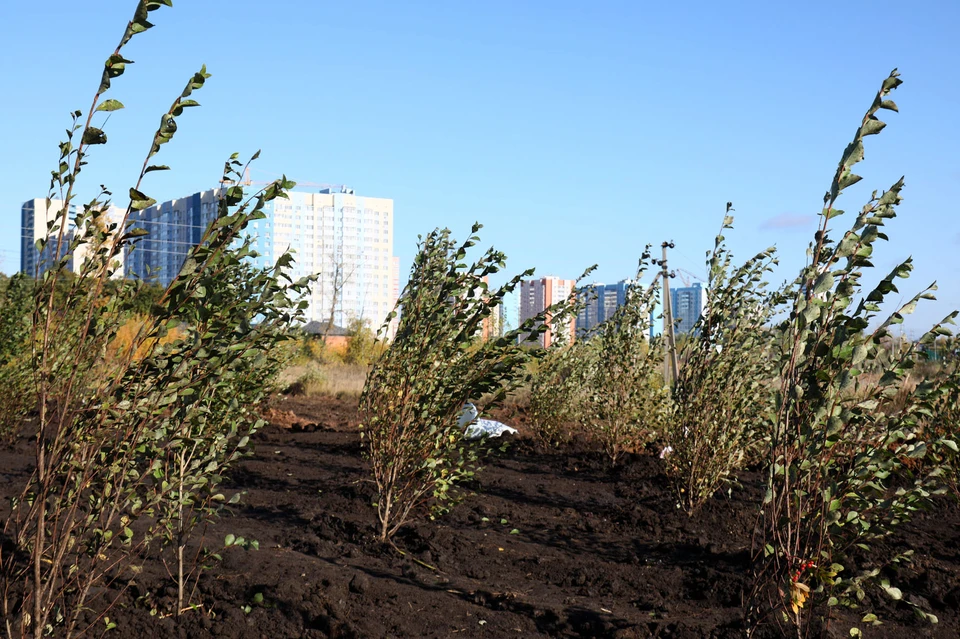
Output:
[{"xmin": 2, "ymin": 395, "xmax": 958, "ymax": 638}]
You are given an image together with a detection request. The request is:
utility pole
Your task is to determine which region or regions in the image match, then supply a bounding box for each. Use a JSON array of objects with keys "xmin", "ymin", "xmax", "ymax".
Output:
[{"xmin": 660, "ymin": 241, "xmax": 679, "ymax": 387}]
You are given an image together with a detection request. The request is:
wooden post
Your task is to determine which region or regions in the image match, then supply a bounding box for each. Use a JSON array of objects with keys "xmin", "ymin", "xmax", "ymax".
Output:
[{"xmin": 661, "ymin": 241, "xmax": 679, "ymax": 387}]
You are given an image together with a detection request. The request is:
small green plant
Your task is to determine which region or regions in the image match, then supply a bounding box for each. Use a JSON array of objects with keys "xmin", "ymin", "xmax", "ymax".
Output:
[
  {"xmin": 145, "ymin": 191, "xmax": 309, "ymax": 616},
  {"xmin": 664, "ymin": 214, "xmax": 780, "ymax": 514},
  {"xmin": 0, "ymin": 273, "xmax": 35, "ymax": 442},
  {"xmin": 528, "ymin": 290, "xmax": 598, "ymax": 450},
  {"xmin": 361, "ymin": 224, "xmax": 588, "ymax": 540},
  {"xmin": 750, "ymin": 69, "xmax": 956, "ymax": 634},
  {"xmin": 578, "ymin": 249, "xmax": 669, "ymax": 466},
  {"xmin": 917, "ymin": 356, "xmax": 960, "ymax": 496},
  {"xmin": 529, "ymin": 339, "xmax": 594, "ymax": 448}
]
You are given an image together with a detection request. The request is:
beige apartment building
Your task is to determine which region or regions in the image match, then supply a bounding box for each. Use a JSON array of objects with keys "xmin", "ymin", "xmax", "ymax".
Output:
[{"xmin": 519, "ymin": 276, "xmax": 577, "ymax": 348}]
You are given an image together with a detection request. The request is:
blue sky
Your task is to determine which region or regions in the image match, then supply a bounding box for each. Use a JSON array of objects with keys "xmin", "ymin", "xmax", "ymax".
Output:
[{"xmin": 2, "ymin": 1, "xmax": 958, "ymax": 334}]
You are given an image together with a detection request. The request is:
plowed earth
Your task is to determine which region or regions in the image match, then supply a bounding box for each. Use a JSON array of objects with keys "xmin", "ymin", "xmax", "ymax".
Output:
[{"xmin": 2, "ymin": 395, "xmax": 958, "ymax": 638}]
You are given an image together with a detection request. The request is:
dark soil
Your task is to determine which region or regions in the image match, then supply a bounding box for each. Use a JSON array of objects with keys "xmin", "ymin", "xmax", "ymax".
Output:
[{"xmin": 2, "ymin": 395, "xmax": 959, "ymax": 638}]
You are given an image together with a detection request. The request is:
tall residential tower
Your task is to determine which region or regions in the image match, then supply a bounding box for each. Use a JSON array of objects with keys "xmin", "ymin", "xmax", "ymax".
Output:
[
  {"xmin": 670, "ymin": 282, "xmax": 707, "ymax": 334},
  {"xmin": 575, "ymin": 280, "xmax": 637, "ymax": 337},
  {"xmin": 519, "ymin": 276, "xmax": 576, "ymax": 348},
  {"xmin": 124, "ymin": 186, "xmax": 398, "ymax": 332}
]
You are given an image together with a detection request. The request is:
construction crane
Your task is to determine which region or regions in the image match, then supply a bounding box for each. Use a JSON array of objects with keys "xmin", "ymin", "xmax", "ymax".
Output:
[
  {"xmin": 223, "ymin": 167, "xmax": 354, "ymax": 194},
  {"xmin": 674, "ymin": 267, "xmax": 705, "ymax": 288}
]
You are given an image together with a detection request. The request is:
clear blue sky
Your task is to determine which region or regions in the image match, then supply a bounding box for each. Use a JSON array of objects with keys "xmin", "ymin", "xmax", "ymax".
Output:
[{"xmin": 2, "ymin": 1, "xmax": 958, "ymax": 334}]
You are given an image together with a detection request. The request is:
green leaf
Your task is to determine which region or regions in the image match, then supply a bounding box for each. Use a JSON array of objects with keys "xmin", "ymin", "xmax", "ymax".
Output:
[
  {"xmin": 130, "ymin": 19, "xmax": 154, "ymax": 35},
  {"xmin": 172, "ymin": 99, "xmax": 201, "ymax": 116},
  {"xmin": 96, "ymin": 99, "xmax": 126, "ymax": 112},
  {"xmin": 129, "ymin": 188, "xmax": 156, "ymax": 210},
  {"xmin": 82, "ymin": 127, "xmax": 108, "ymax": 145},
  {"xmin": 225, "ymin": 533, "xmax": 236, "ymax": 547},
  {"xmin": 838, "ymin": 172, "xmax": 862, "ymax": 190},
  {"xmin": 882, "ymin": 584, "xmax": 903, "ymax": 600},
  {"xmin": 145, "ymin": 164, "xmax": 170, "ymax": 173},
  {"xmin": 907, "ymin": 442, "xmax": 927, "ymax": 459},
  {"xmin": 813, "ymin": 272, "xmax": 834, "ymax": 295},
  {"xmin": 851, "ymin": 344, "xmax": 868, "ymax": 367},
  {"xmin": 860, "ymin": 118, "xmax": 886, "ymax": 137},
  {"xmin": 99, "ymin": 53, "xmax": 134, "ymax": 93}
]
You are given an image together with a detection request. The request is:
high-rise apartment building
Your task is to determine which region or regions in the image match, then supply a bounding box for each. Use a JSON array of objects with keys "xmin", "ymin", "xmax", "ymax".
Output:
[
  {"xmin": 519, "ymin": 276, "xmax": 576, "ymax": 348},
  {"xmin": 22, "ymin": 198, "xmax": 71, "ymax": 277},
  {"xmin": 124, "ymin": 190, "xmax": 220, "ymax": 285},
  {"xmin": 499, "ymin": 289, "xmax": 518, "ymax": 335},
  {"xmin": 124, "ymin": 186, "xmax": 399, "ymax": 333},
  {"xmin": 21, "ymin": 198, "xmax": 125, "ymax": 277},
  {"xmin": 470, "ymin": 277, "xmax": 503, "ymax": 341},
  {"xmin": 670, "ymin": 282, "xmax": 707, "ymax": 334},
  {"xmin": 576, "ymin": 280, "xmax": 636, "ymax": 337},
  {"xmin": 391, "ymin": 256, "xmax": 401, "ymax": 302}
]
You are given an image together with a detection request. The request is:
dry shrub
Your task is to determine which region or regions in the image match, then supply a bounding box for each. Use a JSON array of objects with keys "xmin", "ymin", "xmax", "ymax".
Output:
[
  {"xmin": 321, "ymin": 363, "xmax": 368, "ymax": 396},
  {"xmin": 279, "ymin": 361, "xmax": 368, "ymax": 397},
  {"xmin": 106, "ymin": 313, "xmax": 185, "ymax": 363},
  {"xmin": 320, "ymin": 339, "xmax": 349, "ymax": 363}
]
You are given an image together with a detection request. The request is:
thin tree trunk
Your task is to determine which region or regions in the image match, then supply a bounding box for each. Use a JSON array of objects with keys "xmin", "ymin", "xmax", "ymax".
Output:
[
  {"xmin": 177, "ymin": 449, "xmax": 186, "ymax": 616},
  {"xmin": 32, "ymin": 415, "xmax": 47, "ymax": 639},
  {"xmin": 177, "ymin": 543, "xmax": 184, "ymax": 615},
  {"xmin": 380, "ymin": 488, "xmax": 392, "ymax": 541}
]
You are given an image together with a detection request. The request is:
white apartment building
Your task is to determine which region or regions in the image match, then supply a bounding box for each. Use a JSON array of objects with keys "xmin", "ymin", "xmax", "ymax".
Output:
[
  {"xmin": 125, "ymin": 186, "xmax": 398, "ymax": 333},
  {"xmin": 20, "ymin": 198, "xmax": 125, "ymax": 277}
]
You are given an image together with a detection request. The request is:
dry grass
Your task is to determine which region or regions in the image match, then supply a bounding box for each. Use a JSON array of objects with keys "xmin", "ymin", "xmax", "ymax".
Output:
[
  {"xmin": 279, "ymin": 361, "xmax": 369, "ymax": 397},
  {"xmin": 321, "ymin": 363, "xmax": 369, "ymax": 396},
  {"xmin": 502, "ymin": 384, "xmax": 531, "ymax": 409},
  {"xmin": 849, "ymin": 361, "xmax": 947, "ymax": 414}
]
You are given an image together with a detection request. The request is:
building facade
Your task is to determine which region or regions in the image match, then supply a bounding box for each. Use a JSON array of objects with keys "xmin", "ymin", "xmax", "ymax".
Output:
[
  {"xmin": 575, "ymin": 280, "xmax": 636, "ymax": 337},
  {"xmin": 124, "ymin": 186, "xmax": 398, "ymax": 333},
  {"xmin": 21, "ymin": 198, "xmax": 125, "ymax": 277},
  {"xmin": 519, "ymin": 276, "xmax": 576, "ymax": 348},
  {"xmin": 670, "ymin": 282, "xmax": 707, "ymax": 334},
  {"xmin": 471, "ymin": 277, "xmax": 503, "ymax": 341},
  {"xmin": 499, "ymin": 289, "xmax": 518, "ymax": 336}
]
